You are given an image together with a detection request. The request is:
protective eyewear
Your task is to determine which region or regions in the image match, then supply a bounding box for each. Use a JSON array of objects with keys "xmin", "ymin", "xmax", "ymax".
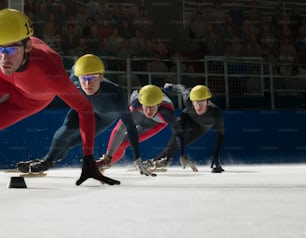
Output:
[
  {"xmin": 192, "ymin": 100, "xmax": 207, "ymax": 106},
  {"xmin": 79, "ymin": 74, "xmax": 99, "ymax": 82},
  {"xmin": 0, "ymin": 45, "xmax": 23, "ymax": 55}
]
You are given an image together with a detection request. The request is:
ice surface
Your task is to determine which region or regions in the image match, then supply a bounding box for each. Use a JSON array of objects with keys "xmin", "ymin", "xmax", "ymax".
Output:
[{"xmin": 1, "ymin": 164, "xmax": 306, "ymax": 238}]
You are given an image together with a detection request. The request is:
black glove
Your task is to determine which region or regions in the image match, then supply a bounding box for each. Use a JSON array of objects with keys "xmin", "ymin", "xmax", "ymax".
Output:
[{"xmin": 76, "ymin": 155, "xmax": 120, "ymax": 186}]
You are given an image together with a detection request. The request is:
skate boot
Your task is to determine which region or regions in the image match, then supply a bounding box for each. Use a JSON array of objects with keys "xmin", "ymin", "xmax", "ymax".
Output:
[
  {"xmin": 96, "ymin": 154, "xmax": 112, "ymax": 170},
  {"xmin": 153, "ymin": 157, "xmax": 172, "ymax": 169},
  {"xmin": 211, "ymin": 162, "xmax": 224, "ymax": 173},
  {"xmin": 142, "ymin": 157, "xmax": 172, "ymax": 172},
  {"xmin": 76, "ymin": 155, "xmax": 120, "ymax": 186},
  {"xmin": 142, "ymin": 159, "xmax": 154, "ymax": 170},
  {"xmin": 17, "ymin": 159, "xmax": 41, "ymax": 173},
  {"xmin": 179, "ymin": 155, "xmax": 198, "ymax": 172},
  {"xmin": 29, "ymin": 159, "xmax": 54, "ymax": 173}
]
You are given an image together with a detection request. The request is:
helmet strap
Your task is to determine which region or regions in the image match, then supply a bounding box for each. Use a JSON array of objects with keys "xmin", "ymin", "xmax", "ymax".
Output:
[{"xmin": 16, "ymin": 38, "xmax": 30, "ymax": 72}]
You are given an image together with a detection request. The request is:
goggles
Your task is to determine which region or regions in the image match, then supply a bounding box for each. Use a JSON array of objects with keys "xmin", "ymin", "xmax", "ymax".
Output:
[
  {"xmin": 142, "ymin": 105, "xmax": 158, "ymax": 109},
  {"xmin": 192, "ymin": 100, "xmax": 207, "ymax": 106},
  {"xmin": 0, "ymin": 44, "xmax": 22, "ymax": 55},
  {"xmin": 79, "ymin": 74, "xmax": 99, "ymax": 82}
]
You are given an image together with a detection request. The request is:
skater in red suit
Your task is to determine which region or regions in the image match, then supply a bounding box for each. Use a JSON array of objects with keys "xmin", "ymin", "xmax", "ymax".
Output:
[{"xmin": 0, "ymin": 8, "xmax": 119, "ymax": 185}]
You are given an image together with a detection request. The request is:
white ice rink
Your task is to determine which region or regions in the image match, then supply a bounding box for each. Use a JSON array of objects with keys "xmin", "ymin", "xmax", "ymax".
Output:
[{"xmin": 1, "ymin": 164, "xmax": 306, "ymax": 238}]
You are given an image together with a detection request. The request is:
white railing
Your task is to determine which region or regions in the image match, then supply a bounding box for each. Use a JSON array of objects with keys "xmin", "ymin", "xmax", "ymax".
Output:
[{"xmin": 63, "ymin": 55, "xmax": 306, "ymax": 110}]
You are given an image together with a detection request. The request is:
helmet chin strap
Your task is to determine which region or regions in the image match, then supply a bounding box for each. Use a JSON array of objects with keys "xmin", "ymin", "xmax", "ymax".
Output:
[
  {"xmin": 16, "ymin": 52, "xmax": 29, "ymax": 72},
  {"xmin": 16, "ymin": 38, "xmax": 30, "ymax": 72}
]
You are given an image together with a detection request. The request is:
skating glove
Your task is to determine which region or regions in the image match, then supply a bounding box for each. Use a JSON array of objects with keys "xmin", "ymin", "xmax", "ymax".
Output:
[
  {"xmin": 76, "ymin": 155, "xmax": 120, "ymax": 186},
  {"xmin": 135, "ymin": 158, "xmax": 157, "ymax": 177},
  {"xmin": 179, "ymin": 155, "xmax": 198, "ymax": 172}
]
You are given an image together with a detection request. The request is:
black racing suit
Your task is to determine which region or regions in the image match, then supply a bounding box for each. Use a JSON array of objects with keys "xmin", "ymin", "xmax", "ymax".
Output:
[
  {"xmin": 45, "ymin": 77, "xmax": 139, "ymax": 163},
  {"xmin": 153, "ymin": 85, "xmax": 224, "ymax": 163}
]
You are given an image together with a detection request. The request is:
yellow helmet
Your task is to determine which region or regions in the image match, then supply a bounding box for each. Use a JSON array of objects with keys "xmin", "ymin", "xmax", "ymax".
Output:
[
  {"xmin": 189, "ymin": 85, "xmax": 212, "ymax": 101},
  {"xmin": 138, "ymin": 85, "xmax": 163, "ymax": 106},
  {"xmin": 0, "ymin": 9, "xmax": 33, "ymax": 45},
  {"xmin": 74, "ymin": 54, "xmax": 105, "ymax": 77}
]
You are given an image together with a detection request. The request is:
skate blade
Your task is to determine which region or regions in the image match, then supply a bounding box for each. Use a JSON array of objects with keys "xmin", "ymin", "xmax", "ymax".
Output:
[
  {"xmin": 190, "ymin": 165, "xmax": 199, "ymax": 172},
  {"xmin": 4, "ymin": 169, "xmax": 47, "ymax": 176},
  {"xmin": 4, "ymin": 169, "xmax": 19, "ymax": 173},
  {"xmin": 148, "ymin": 168, "xmax": 167, "ymax": 172},
  {"xmin": 20, "ymin": 172, "xmax": 47, "ymax": 177},
  {"xmin": 211, "ymin": 168, "xmax": 224, "ymax": 173},
  {"xmin": 127, "ymin": 167, "xmax": 167, "ymax": 172}
]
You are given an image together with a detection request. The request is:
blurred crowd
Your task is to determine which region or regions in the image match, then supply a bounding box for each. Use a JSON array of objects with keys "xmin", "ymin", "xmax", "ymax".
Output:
[{"xmin": 2, "ymin": 0, "xmax": 306, "ymax": 87}]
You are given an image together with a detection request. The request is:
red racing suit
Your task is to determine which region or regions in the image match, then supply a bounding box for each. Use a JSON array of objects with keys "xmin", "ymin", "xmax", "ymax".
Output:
[
  {"xmin": 0, "ymin": 37, "xmax": 95, "ymax": 156},
  {"xmin": 106, "ymin": 90, "xmax": 184, "ymax": 164}
]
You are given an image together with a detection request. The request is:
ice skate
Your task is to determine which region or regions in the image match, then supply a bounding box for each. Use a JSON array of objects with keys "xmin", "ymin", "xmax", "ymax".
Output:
[
  {"xmin": 179, "ymin": 155, "xmax": 198, "ymax": 172},
  {"xmin": 16, "ymin": 159, "xmax": 41, "ymax": 173},
  {"xmin": 210, "ymin": 159, "xmax": 224, "ymax": 173},
  {"xmin": 96, "ymin": 154, "xmax": 112, "ymax": 171},
  {"xmin": 29, "ymin": 159, "xmax": 53, "ymax": 173},
  {"xmin": 142, "ymin": 158, "xmax": 171, "ymax": 172},
  {"xmin": 211, "ymin": 164, "xmax": 224, "ymax": 173},
  {"xmin": 151, "ymin": 157, "xmax": 172, "ymax": 172}
]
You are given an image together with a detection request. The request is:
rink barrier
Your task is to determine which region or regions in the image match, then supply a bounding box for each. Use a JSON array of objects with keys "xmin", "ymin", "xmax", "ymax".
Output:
[{"xmin": 0, "ymin": 109, "xmax": 305, "ymax": 169}]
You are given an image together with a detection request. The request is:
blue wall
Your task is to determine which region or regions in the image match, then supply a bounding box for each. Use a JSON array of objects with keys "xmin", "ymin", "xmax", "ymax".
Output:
[{"xmin": 0, "ymin": 109, "xmax": 305, "ymax": 169}]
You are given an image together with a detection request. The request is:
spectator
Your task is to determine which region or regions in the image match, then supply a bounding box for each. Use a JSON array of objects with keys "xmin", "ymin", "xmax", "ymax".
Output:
[
  {"xmin": 33, "ymin": 1, "xmax": 48, "ymax": 38},
  {"xmin": 247, "ymin": 1, "xmax": 261, "ymax": 28},
  {"xmin": 205, "ymin": 29, "xmax": 225, "ymax": 56},
  {"xmin": 297, "ymin": 18, "xmax": 306, "ymax": 39},
  {"xmin": 240, "ymin": 18, "xmax": 259, "ymax": 44},
  {"xmin": 42, "ymin": 12, "xmax": 57, "ymax": 46},
  {"xmin": 244, "ymin": 33, "xmax": 262, "ymax": 57},
  {"xmin": 74, "ymin": 38, "xmax": 92, "ymax": 57},
  {"xmin": 228, "ymin": 0, "xmax": 245, "ymax": 32},
  {"xmin": 62, "ymin": 23, "xmax": 80, "ymax": 56},
  {"xmin": 149, "ymin": 51, "xmax": 169, "ymax": 87},
  {"xmin": 271, "ymin": 4, "xmax": 283, "ymax": 36},
  {"xmin": 94, "ymin": 1, "xmax": 113, "ymax": 27},
  {"xmin": 211, "ymin": 15, "xmax": 233, "ymax": 48},
  {"xmin": 52, "ymin": 33, "xmax": 65, "ymax": 56},
  {"xmin": 128, "ymin": 0, "xmax": 144, "ymax": 18},
  {"xmin": 280, "ymin": 16, "xmax": 292, "ymax": 39},
  {"xmin": 152, "ymin": 38, "xmax": 169, "ymax": 58},
  {"xmin": 289, "ymin": 4, "xmax": 302, "ymax": 40},
  {"xmin": 82, "ymin": 16, "xmax": 96, "ymax": 38},
  {"xmin": 130, "ymin": 28, "xmax": 146, "ymax": 56},
  {"xmin": 279, "ymin": 37, "xmax": 298, "ymax": 76},
  {"xmin": 99, "ymin": 20, "xmax": 113, "ymax": 39},
  {"xmin": 133, "ymin": 6, "xmax": 153, "ymax": 38},
  {"xmin": 119, "ymin": 18, "xmax": 135, "ymax": 39},
  {"xmin": 75, "ymin": 4, "xmax": 88, "ymax": 33},
  {"xmin": 107, "ymin": 26, "xmax": 124, "ymax": 56},
  {"xmin": 117, "ymin": 39, "xmax": 136, "ymax": 60},
  {"xmin": 209, "ymin": 0, "xmax": 227, "ymax": 25},
  {"xmin": 189, "ymin": 10, "xmax": 207, "ymax": 40}
]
